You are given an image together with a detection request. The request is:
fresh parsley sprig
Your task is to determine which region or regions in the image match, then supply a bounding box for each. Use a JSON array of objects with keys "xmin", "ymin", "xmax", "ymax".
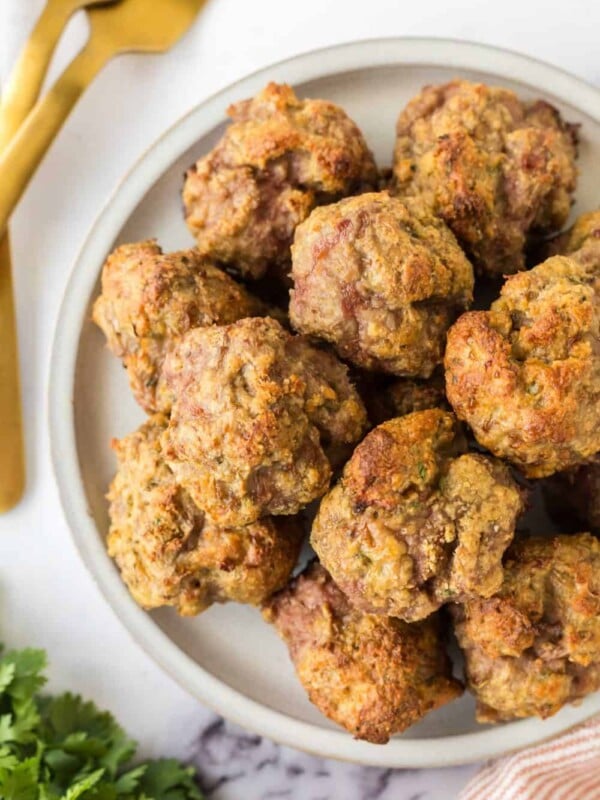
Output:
[{"xmin": 0, "ymin": 647, "xmax": 204, "ymax": 800}]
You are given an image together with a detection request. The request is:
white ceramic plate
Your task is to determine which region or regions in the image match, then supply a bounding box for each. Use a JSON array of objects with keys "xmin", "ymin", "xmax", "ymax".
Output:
[{"xmin": 50, "ymin": 38, "xmax": 600, "ymax": 767}]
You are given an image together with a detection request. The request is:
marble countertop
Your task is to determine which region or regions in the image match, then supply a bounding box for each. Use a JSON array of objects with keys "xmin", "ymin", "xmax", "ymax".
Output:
[
  {"xmin": 187, "ymin": 716, "xmax": 477, "ymax": 798},
  {"xmin": 1, "ymin": 1, "xmax": 598, "ymax": 797}
]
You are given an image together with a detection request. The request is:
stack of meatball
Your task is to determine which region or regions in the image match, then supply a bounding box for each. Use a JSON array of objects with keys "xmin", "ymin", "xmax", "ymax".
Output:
[{"xmin": 94, "ymin": 79, "xmax": 600, "ymax": 744}]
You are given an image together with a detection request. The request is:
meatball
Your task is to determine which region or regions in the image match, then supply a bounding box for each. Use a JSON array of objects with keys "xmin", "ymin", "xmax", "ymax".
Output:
[
  {"xmin": 183, "ymin": 82, "xmax": 377, "ymax": 279},
  {"xmin": 548, "ymin": 208, "xmax": 600, "ymax": 268},
  {"xmin": 263, "ymin": 562, "xmax": 462, "ymax": 743},
  {"xmin": 393, "ymin": 80, "xmax": 578, "ymax": 276},
  {"xmin": 92, "ymin": 240, "xmax": 266, "ymax": 412},
  {"xmin": 310, "ymin": 410, "xmax": 524, "ymax": 622},
  {"xmin": 445, "ymin": 255, "xmax": 600, "ymax": 478},
  {"xmin": 161, "ymin": 317, "xmax": 367, "ymax": 527},
  {"xmin": 107, "ymin": 415, "xmax": 303, "ymax": 615},
  {"xmin": 289, "ymin": 193, "xmax": 473, "ymax": 376},
  {"xmin": 452, "ymin": 534, "xmax": 600, "ymax": 722}
]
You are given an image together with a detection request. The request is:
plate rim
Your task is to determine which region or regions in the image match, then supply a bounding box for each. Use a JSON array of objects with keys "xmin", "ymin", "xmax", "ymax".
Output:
[{"xmin": 49, "ymin": 36, "xmax": 600, "ymax": 768}]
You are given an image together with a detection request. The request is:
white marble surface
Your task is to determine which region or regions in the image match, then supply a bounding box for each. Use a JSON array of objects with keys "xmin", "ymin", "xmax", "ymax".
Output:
[{"xmin": 0, "ymin": 2, "xmax": 598, "ymax": 798}]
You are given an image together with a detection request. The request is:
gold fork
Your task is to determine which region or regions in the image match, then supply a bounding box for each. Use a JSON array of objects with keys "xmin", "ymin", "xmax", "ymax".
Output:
[
  {"xmin": 0, "ymin": 0, "xmax": 207, "ymax": 234},
  {"xmin": 0, "ymin": 0, "xmax": 206, "ymax": 511},
  {"xmin": 0, "ymin": 0, "xmax": 119, "ymax": 512}
]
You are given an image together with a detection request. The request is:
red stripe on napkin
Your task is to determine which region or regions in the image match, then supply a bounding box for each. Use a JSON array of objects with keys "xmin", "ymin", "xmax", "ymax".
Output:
[{"xmin": 460, "ymin": 718, "xmax": 600, "ymax": 800}]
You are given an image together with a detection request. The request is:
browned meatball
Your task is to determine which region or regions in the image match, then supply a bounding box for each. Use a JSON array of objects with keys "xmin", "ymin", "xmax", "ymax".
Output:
[
  {"xmin": 161, "ymin": 317, "xmax": 367, "ymax": 527},
  {"xmin": 445, "ymin": 255, "xmax": 600, "ymax": 478},
  {"xmin": 263, "ymin": 562, "xmax": 462, "ymax": 743},
  {"xmin": 107, "ymin": 415, "xmax": 303, "ymax": 616},
  {"xmin": 183, "ymin": 83, "xmax": 377, "ymax": 280},
  {"xmin": 452, "ymin": 534, "xmax": 600, "ymax": 722},
  {"xmin": 92, "ymin": 240, "xmax": 266, "ymax": 412},
  {"xmin": 393, "ymin": 80, "xmax": 578, "ymax": 276},
  {"xmin": 289, "ymin": 193, "xmax": 473, "ymax": 376},
  {"xmin": 539, "ymin": 211, "xmax": 600, "ymax": 503},
  {"xmin": 311, "ymin": 410, "xmax": 524, "ymax": 622},
  {"xmin": 463, "ymin": 213, "xmax": 600, "ymax": 487}
]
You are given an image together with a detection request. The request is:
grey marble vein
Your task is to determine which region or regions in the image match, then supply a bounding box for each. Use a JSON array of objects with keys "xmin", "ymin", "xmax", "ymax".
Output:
[{"xmin": 183, "ymin": 715, "xmax": 479, "ymax": 800}]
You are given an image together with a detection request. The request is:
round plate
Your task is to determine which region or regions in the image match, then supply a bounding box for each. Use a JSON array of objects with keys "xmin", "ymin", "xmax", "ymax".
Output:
[{"xmin": 50, "ymin": 38, "xmax": 600, "ymax": 767}]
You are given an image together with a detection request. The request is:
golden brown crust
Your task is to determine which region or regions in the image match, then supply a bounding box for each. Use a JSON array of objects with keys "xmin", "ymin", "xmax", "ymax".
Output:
[
  {"xmin": 92, "ymin": 240, "xmax": 266, "ymax": 412},
  {"xmin": 392, "ymin": 80, "xmax": 578, "ymax": 276},
  {"xmin": 289, "ymin": 192, "xmax": 473, "ymax": 376},
  {"xmin": 161, "ymin": 317, "xmax": 367, "ymax": 527},
  {"xmin": 310, "ymin": 410, "xmax": 524, "ymax": 621},
  {"xmin": 106, "ymin": 415, "xmax": 303, "ymax": 615},
  {"xmin": 263, "ymin": 562, "xmax": 462, "ymax": 743},
  {"xmin": 445, "ymin": 255, "xmax": 600, "ymax": 477},
  {"xmin": 453, "ymin": 534, "xmax": 600, "ymax": 722},
  {"xmin": 183, "ymin": 83, "xmax": 377, "ymax": 279}
]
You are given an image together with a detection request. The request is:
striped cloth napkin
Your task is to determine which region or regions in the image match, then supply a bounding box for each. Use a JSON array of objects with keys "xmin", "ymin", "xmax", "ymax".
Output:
[{"xmin": 459, "ymin": 718, "xmax": 600, "ymax": 800}]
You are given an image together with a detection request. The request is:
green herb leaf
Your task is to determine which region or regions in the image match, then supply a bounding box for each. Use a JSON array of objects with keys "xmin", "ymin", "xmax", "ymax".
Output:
[
  {"xmin": 113, "ymin": 764, "xmax": 146, "ymax": 794},
  {"xmin": 60, "ymin": 768, "xmax": 105, "ymax": 800},
  {"xmin": 0, "ymin": 646, "xmax": 204, "ymax": 800},
  {"xmin": 137, "ymin": 760, "xmax": 204, "ymax": 800},
  {"xmin": 3, "ymin": 649, "xmax": 48, "ymax": 700},
  {"xmin": 0, "ymin": 662, "xmax": 16, "ymax": 694},
  {"xmin": 0, "ymin": 756, "xmax": 39, "ymax": 800}
]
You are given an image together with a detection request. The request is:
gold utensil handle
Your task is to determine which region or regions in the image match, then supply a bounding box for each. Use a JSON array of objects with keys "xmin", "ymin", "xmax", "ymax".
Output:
[
  {"xmin": 0, "ymin": 235, "xmax": 25, "ymax": 511},
  {"xmin": 0, "ymin": 42, "xmax": 109, "ymax": 234},
  {"xmin": 0, "ymin": 2, "xmax": 76, "ymax": 510},
  {"xmin": 0, "ymin": 3, "xmax": 75, "ymax": 145}
]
